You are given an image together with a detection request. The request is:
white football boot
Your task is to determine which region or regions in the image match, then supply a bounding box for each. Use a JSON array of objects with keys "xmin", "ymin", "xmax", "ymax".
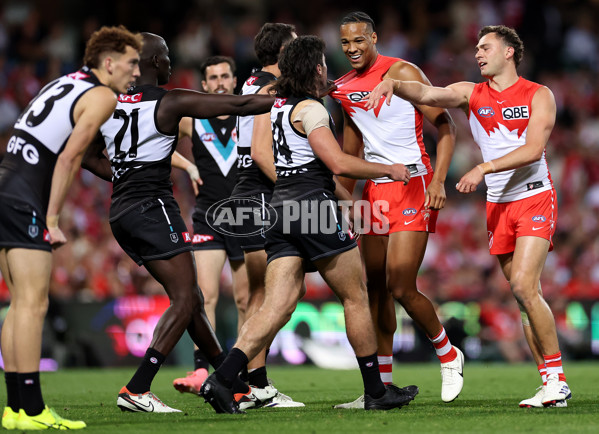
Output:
[
  {"xmin": 117, "ymin": 387, "xmax": 182, "ymax": 413},
  {"xmin": 440, "ymin": 346, "xmax": 464, "ymax": 402}
]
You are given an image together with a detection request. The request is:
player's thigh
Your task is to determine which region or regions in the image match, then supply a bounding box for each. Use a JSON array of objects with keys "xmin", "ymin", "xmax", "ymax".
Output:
[
  {"xmin": 193, "ymin": 249, "xmax": 227, "ymax": 298},
  {"xmin": 6, "ymin": 248, "xmax": 52, "ymax": 302},
  {"xmin": 315, "ymin": 247, "xmax": 366, "ymax": 303},
  {"xmin": 509, "ymin": 236, "xmax": 550, "ymax": 290},
  {"xmin": 386, "ymin": 230, "xmax": 429, "ymax": 282}
]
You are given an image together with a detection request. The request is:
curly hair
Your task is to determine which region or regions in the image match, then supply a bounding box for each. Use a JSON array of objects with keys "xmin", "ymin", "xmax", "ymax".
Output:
[
  {"xmin": 340, "ymin": 11, "xmax": 375, "ymax": 33},
  {"xmin": 254, "ymin": 23, "xmax": 296, "ymax": 67},
  {"xmin": 273, "ymin": 35, "xmax": 326, "ymax": 98},
  {"xmin": 200, "ymin": 56, "xmax": 236, "ymax": 80},
  {"xmin": 478, "ymin": 25, "xmax": 524, "ymax": 67},
  {"xmin": 84, "ymin": 25, "xmax": 143, "ymax": 69}
]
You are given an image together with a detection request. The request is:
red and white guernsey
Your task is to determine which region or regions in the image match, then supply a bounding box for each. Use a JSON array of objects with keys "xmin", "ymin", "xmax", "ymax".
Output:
[
  {"xmin": 332, "ymin": 55, "xmax": 432, "ymax": 183},
  {"xmin": 469, "ymin": 77, "xmax": 553, "ymax": 203}
]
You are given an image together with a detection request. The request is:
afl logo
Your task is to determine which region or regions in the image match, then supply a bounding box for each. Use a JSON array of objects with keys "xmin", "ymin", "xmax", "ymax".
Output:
[
  {"xmin": 348, "ymin": 91, "xmax": 370, "ymax": 102},
  {"xmin": 402, "ymin": 208, "xmax": 417, "ymax": 216},
  {"xmin": 478, "ymin": 107, "xmax": 495, "ymax": 117},
  {"xmin": 532, "ymin": 215, "xmax": 546, "ymax": 222},
  {"xmin": 201, "ymin": 133, "xmax": 217, "ymax": 142}
]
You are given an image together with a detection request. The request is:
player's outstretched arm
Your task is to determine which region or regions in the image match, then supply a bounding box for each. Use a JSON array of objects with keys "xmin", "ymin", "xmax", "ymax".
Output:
[
  {"xmin": 366, "ymin": 77, "xmax": 473, "ymax": 112},
  {"xmin": 47, "ymin": 86, "xmax": 117, "ymax": 247},
  {"xmin": 157, "ymin": 89, "xmax": 274, "ymax": 133}
]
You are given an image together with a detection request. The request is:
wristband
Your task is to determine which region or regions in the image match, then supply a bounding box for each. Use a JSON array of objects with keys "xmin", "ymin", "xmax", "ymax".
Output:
[{"xmin": 47, "ymin": 215, "xmax": 59, "ymax": 228}]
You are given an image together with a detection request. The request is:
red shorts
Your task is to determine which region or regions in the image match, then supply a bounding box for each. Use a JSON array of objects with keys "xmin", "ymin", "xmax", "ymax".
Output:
[
  {"xmin": 486, "ymin": 189, "xmax": 557, "ymax": 255},
  {"xmin": 360, "ymin": 173, "xmax": 438, "ymax": 236}
]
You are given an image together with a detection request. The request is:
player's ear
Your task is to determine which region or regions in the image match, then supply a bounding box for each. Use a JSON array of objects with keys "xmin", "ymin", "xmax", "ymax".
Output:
[
  {"xmin": 152, "ymin": 55, "xmax": 159, "ymax": 68},
  {"xmin": 104, "ymin": 55, "xmax": 113, "ymax": 74},
  {"xmin": 201, "ymin": 80, "xmax": 208, "ymax": 92},
  {"xmin": 371, "ymin": 32, "xmax": 378, "ymax": 44}
]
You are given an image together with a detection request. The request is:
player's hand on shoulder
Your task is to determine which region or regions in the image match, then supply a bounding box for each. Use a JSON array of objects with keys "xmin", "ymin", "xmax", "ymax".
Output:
[
  {"xmin": 365, "ymin": 79, "xmax": 395, "ymax": 110},
  {"xmin": 388, "ymin": 163, "xmax": 410, "ymax": 184}
]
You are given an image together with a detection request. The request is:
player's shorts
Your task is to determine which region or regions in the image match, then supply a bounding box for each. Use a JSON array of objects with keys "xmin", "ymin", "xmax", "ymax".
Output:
[
  {"xmin": 0, "ymin": 196, "xmax": 51, "ymax": 251},
  {"xmin": 360, "ymin": 173, "xmax": 438, "ymax": 236},
  {"xmin": 265, "ymin": 191, "xmax": 358, "ymax": 269},
  {"xmin": 486, "ymin": 188, "xmax": 557, "ymax": 255},
  {"xmin": 191, "ymin": 207, "xmax": 244, "ymax": 261},
  {"xmin": 110, "ymin": 196, "xmax": 193, "ymax": 265},
  {"xmin": 230, "ymin": 192, "xmax": 274, "ymax": 252}
]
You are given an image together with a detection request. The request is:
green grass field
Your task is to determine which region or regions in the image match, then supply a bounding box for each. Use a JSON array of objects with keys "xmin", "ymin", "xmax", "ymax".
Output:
[{"xmin": 29, "ymin": 362, "xmax": 598, "ymax": 433}]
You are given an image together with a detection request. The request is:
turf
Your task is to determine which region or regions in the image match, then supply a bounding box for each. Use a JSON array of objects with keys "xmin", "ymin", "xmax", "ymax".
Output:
[{"xmin": 30, "ymin": 362, "xmax": 598, "ymax": 433}]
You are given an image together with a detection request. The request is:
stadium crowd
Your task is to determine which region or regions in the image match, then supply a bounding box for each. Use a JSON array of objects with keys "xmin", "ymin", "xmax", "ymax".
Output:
[{"xmin": 0, "ymin": 0, "xmax": 598, "ymax": 362}]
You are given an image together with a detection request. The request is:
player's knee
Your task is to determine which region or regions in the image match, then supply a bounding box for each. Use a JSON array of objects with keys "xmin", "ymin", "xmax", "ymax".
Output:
[{"xmin": 510, "ymin": 281, "xmax": 538, "ymax": 309}]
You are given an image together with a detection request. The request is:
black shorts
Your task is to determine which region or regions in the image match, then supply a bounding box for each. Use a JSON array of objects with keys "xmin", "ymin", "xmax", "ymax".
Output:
[
  {"xmin": 191, "ymin": 207, "xmax": 244, "ymax": 261},
  {"xmin": 0, "ymin": 195, "xmax": 51, "ymax": 252},
  {"xmin": 265, "ymin": 191, "xmax": 358, "ymax": 269},
  {"xmin": 110, "ymin": 197, "xmax": 193, "ymax": 266},
  {"xmin": 231, "ymin": 192, "xmax": 274, "ymax": 252}
]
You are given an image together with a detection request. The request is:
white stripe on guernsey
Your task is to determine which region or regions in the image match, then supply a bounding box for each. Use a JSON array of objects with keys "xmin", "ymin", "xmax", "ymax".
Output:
[
  {"xmin": 158, "ymin": 198, "xmax": 171, "ymax": 225},
  {"xmin": 261, "ymin": 193, "xmax": 265, "ymax": 220},
  {"xmin": 377, "ymin": 355, "xmax": 393, "ymax": 365}
]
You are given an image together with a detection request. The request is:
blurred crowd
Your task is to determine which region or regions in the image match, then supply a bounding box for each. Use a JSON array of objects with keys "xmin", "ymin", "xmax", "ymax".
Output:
[{"xmin": 1, "ymin": 0, "xmax": 598, "ymax": 360}]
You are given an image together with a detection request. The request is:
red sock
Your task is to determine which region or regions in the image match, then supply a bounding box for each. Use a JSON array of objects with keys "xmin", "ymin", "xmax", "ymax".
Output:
[
  {"xmin": 429, "ymin": 327, "xmax": 457, "ymax": 363},
  {"xmin": 377, "ymin": 355, "xmax": 393, "ymax": 385},
  {"xmin": 544, "ymin": 352, "xmax": 566, "ymax": 382},
  {"xmin": 537, "ymin": 363, "xmax": 547, "ymax": 386}
]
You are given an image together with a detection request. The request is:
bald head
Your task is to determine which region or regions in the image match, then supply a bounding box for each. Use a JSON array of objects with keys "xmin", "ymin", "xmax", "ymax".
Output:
[
  {"xmin": 136, "ymin": 32, "xmax": 171, "ymax": 86},
  {"xmin": 140, "ymin": 32, "xmax": 167, "ymax": 61}
]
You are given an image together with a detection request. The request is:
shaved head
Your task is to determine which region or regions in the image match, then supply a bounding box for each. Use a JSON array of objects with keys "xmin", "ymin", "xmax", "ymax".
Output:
[{"xmin": 140, "ymin": 32, "xmax": 166, "ymax": 60}]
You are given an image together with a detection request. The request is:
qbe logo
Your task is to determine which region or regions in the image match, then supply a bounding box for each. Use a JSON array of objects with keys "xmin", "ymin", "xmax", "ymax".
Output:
[
  {"xmin": 502, "ymin": 106, "xmax": 529, "ymax": 120},
  {"xmin": 348, "ymin": 91, "xmax": 370, "ymax": 102}
]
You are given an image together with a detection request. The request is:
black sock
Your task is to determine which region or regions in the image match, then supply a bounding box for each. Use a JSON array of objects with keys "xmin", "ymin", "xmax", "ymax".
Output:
[
  {"xmin": 239, "ymin": 366, "xmax": 248, "ymax": 383},
  {"xmin": 232, "ymin": 377, "xmax": 250, "ymax": 395},
  {"xmin": 194, "ymin": 349, "xmax": 210, "ymax": 371},
  {"xmin": 18, "ymin": 372, "xmax": 44, "ymax": 416},
  {"xmin": 126, "ymin": 348, "xmax": 166, "ymax": 394},
  {"xmin": 5, "ymin": 372, "xmax": 19, "ymax": 412},
  {"xmin": 214, "ymin": 348, "xmax": 248, "ymax": 388},
  {"xmin": 357, "ymin": 353, "xmax": 385, "ymax": 399},
  {"xmin": 208, "ymin": 352, "xmax": 226, "ymax": 370},
  {"xmin": 248, "ymin": 366, "xmax": 269, "ymax": 388}
]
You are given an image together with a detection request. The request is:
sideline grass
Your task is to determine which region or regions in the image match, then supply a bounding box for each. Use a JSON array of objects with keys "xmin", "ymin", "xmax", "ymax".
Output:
[{"xmin": 33, "ymin": 362, "xmax": 597, "ymax": 433}]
